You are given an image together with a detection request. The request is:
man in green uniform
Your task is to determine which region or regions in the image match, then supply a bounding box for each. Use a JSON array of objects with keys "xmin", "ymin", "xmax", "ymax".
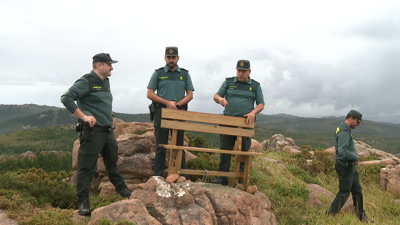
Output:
[
  {"xmin": 328, "ymin": 110, "xmax": 374, "ymax": 223},
  {"xmin": 147, "ymin": 46, "xmax": 195, "ymax": 178},
  {"xmin": 211, "ymin": 59, "xmax": 265, "ymax": 185},
  {"xmin": 61, "ymin": 53, "xmax": 131, "ymax": 216}
]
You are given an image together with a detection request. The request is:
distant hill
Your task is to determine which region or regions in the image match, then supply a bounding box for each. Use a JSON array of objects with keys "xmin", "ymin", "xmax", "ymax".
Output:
[
  {"xmin": 0, "ymin": 104, "xmax": 58, "ymax": 123},
  {"xmin": 0, "ymin": 106, "xmax": 152, "ymax": 136}
]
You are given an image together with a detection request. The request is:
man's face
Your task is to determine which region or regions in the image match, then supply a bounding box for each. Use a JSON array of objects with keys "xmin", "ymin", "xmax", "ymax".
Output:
[
  {"xmin": 98, "ymin": 62, "xmax": 113, "ymax": 77},
  {"xmin": 164, "ymin": 56, "xmax": 179, "ymax": 70},
  {"xmin": 236, "ymin": 69, "xmax": 251, "ymax": 83},
  {"xmin": 350, "ymin": 117, "xmax": 361, "ymax": 129}
]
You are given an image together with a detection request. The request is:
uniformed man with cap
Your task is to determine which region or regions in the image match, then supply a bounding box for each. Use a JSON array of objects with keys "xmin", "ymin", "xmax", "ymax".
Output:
[
  {"xmin": 327, "ymin": 110, "xmax": 374, "ymax": 223},
  {"xmin": 147, "ymin": 46, "xmax": 195, "ymax": 178},
  {"xmin": 211, "ymin": 59, "xmax": 265, "ymax": 186},
  {"xmin": 61, "ymin": 53, "xmax": 132, "ymax": 216}
]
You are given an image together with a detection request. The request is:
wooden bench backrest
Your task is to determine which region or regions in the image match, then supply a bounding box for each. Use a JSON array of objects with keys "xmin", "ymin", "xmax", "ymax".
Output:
[{"xmin": 160, "ymin": 108, "xmax": 254, "ymax": 137}]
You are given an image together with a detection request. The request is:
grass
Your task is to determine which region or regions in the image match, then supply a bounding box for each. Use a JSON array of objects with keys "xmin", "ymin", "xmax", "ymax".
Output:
[{"xmin": 1, "ymin": 145, "xmax": 399, "ymax": 224}]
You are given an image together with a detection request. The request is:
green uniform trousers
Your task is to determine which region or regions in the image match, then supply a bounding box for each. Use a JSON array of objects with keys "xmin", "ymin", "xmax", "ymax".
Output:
[
  {"xmin": 329, "ymin": 160, "xmax": 364, "ymax": 216},
  {"xmin": 77, "ymin": 130, "xmax": 127, "ymax": 204},
  {"xmin": 153, "ymin": 106, "xmax": 187, "ymax": 177},
  {"xmin": 218, "ymin": 135, "xmax": 252, "ymax": 182}
]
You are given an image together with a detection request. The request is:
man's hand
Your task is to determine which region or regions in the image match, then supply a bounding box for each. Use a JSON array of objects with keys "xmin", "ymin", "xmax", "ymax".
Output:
[
  {"xmin": 244, "ymin": 112, "xmax": 256, "ymax": 124},
  {"xmin": 166, "ymin": 101, "xmax": 178, "ymax": 109},
  {"xmin": 355, "ymin": 161, "xmax": 359, "ymax": 165},
  {"xmin": 218, "ymin": 98, "xmax": 229, "ymax": 107},
  {"xmin": 83, "ymin": 115, "xmax": 97, "ymax": 127}
]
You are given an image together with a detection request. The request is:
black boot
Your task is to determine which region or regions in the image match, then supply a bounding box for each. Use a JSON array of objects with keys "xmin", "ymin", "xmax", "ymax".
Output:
[
  {"xmin": 114, "ymin": 188, "xmax": 132, "ymax": 198},
  {"xmin": 78, "ymin": 201, "xmax": 91, "ymax": 216},
  {"xmin": 359, "ymin": 214, "xmax": 374, "ymax": 223},
  {"xmin": 210, "ymin": 177, "xmax": 228, "ymax": 186}
]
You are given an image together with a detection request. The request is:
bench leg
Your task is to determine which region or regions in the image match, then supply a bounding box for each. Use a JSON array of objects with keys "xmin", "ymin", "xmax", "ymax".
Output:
[
  {"xmin": 243, "ymin": 155, "xmax": 253, "ymax": 188},
  {"xmin": 168, "ymin": 149, "xmax": 177, "ymax": 175}
]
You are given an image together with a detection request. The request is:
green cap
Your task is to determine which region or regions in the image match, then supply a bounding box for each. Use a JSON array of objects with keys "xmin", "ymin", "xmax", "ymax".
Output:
[
  {"xmin": 236, "ymin": 59, "xmax": 250, "ymax": 70},
  {"xmin": 165, "ymin": 46, "xmax": 178, "ymax": 56},
  {"xmin": 349, "ymin": 110, "xmax": 363, "ymax": 123},
  {"xmin": 92, "ymin": 53, "xmax": 118, "ymax": 63}
]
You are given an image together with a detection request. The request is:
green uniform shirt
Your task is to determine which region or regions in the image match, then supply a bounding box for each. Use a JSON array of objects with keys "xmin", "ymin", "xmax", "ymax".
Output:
[
  {"xmin": 335, "ymin": 121, "xmax": 359, "ymax": 161},
  {"xmin": 216, "ymin": 77, "xmax": 265, "ymax": 117},
  {"xmin": 147, "ymin": 65, "xmax": 194, "ymax": 101},
  {"xmin": 60, "ymin": 70, "xmax": 113, "ymax": 126}
]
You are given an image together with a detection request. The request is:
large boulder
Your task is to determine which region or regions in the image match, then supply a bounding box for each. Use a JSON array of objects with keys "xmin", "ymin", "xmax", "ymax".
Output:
[
  {"xmin": 306, "ymin": 184, "xmax": 335, "ymax": 207},
  {"xmin": 380, "ymin": 165, "xmax": 400, "ymax": 197},
  {"xmin": 250, "ymin": 139, "xmax": 263, "ymax": 153},
  {"xmin": 90, "ymin": 176, "xmax": 278, "ymax": 225},
  {"xmin": 264, "ymin": 134, "xmax": 299, "ymax": 151},
  {"xmin": 88, "ymin": 199, "xmax": 161, "ymax": 225}
]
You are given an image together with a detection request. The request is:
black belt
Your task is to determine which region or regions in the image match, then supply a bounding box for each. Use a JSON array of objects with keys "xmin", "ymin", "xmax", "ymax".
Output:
[
  {"xmin": 91, "ymin": 125, "xmax": 114, "ymax": 132},
  {"xmin": 336, "ymin": 159, "xmax": 354, "ymax": 163},
  {"xmin": 156, "ymin": 103, "xmax": 167, "ymax": 108}
]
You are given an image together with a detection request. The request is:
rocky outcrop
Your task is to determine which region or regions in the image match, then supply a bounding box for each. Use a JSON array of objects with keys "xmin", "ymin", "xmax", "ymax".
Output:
[
  {"xmin": 250, "ymin": 139, "xmax": 263, "ymax": 153},
  {"xmin": 380, "ymin": 165, "xmax": 400, "ymax": 197},
  {"xmin": 306, "ymin": 184, "xmax": 335, "ymax": 207},
  {"xmin": 88, "ymin": 199, "xmax": 161, "ymax": 225},
  {"xmin": 263, "ymin": 134, "xmax": 300, "ymax": 151},
  {"xmin": 89, "ymin": 176, "xmax": 277, "ymax": 225}
]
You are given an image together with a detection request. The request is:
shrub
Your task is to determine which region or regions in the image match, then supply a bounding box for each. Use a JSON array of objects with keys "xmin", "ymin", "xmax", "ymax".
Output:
[
  {"xmin": 294, "ymin": 149, "xmax": 312, "ymax": 160},
  {"xmin": 187, "ymin": 153, "xmax": 220, "ymax": 181},
  {"xmin": 358, "ymin": 164, "xmax": 385, "ymax": 185},
  {"xmin": 288, "ymin": 165, "xmax": 320, "ymax": 184},
  {"xmin": 99, "ymin": 219, "xmax": 136, "ymax": 225},
  {"xmin": 0, "ymin": 168, "xmax": 77, "ymax": 208}
]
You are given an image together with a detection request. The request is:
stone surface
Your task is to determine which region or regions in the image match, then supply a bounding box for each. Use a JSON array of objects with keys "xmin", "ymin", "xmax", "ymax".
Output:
[
  {"xmin": 88, "ymin": 199, "xmax": 161, "ymax": 225},
  {"xmin": 380, "ymin": 165, "xmax": 400, "ymax": 197},
  {"xmin": 306, "ymin": 184, "xmax": 335, "ymax": 207},
  {"xmin": 250, "ymin": 139, "xmax": 263, "ymax": 153},
  {"xmin": 166, "ymin": 174, "xmax": 180, "ymax": 183},
  {"xmin": 0, "ymin": 210, "xmax": 18, "ymax": 225}
]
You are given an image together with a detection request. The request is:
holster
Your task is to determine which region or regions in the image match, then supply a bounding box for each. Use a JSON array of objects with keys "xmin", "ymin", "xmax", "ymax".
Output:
[
  {"xmin": 149, "ymin": 101, "xmax": 156, "ymax": 121},
  {"xmin": 76, "ymin": 119, "xmax": 91, "ymax": 141}
]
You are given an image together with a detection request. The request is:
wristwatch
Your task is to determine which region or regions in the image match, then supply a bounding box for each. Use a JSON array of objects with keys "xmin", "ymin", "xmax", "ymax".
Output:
[{"xmin": 176, "ymin": 103, "xmax": 180, "ymax": 109}]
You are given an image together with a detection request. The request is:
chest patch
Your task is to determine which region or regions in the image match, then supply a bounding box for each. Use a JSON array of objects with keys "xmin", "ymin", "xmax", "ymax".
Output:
[{"xmin": 159, "ymin": 76, "xmax": 168, "ymax": 80}]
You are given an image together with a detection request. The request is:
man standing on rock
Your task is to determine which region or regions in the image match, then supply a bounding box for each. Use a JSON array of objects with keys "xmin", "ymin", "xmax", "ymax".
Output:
[
  {"xmin": 328, "ymin": 110, "xmax": 374, "ymax": 223},
  {"xmin": 211, "ymin": 59, "xmax": 265, "ymax": 186},
  {"xmin": 147, "ymin": 46, "xmax": 194, "ymax": 178},
  {"xmin": 61, "ymin": 53, "xmax": 132, "ymax": 216}
]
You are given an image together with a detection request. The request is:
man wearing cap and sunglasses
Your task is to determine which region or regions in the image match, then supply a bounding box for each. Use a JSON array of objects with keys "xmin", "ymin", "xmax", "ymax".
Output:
[
  {"xmin": 147, "ymin": 47, "xmax": 194, "ymax": 178},
  {"xmin": 327, "ymin": 110, "xmax": 374, "ymax": 223},
  {"xmin": 211, "ymin": 59, "xmax": 265, "ymax": 186},
  {"xmin": 61, "ymin": 53, "xmax": 132, "ymax": 216}
]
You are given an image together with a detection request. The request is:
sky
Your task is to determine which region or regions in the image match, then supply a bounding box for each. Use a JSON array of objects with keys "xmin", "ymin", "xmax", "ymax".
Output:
[{"xmin": 1, "ymin": 0, "xmax": 400, "ymax": 123}]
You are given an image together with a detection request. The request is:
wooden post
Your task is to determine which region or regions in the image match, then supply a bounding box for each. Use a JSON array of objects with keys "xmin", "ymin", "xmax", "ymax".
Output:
[
  {"xmin": 232, "ymin": 135, "xmax": 243, "ymax": 184},
  {"xmin": 168, "ymin": 128, "xmax": 179, "ymax": 175},
  {"xmin": 243, "ymin": 155, "xmax": 253, "ymax": 188}
]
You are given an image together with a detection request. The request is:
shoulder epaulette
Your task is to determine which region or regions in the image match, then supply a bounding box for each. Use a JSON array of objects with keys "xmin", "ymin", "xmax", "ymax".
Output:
[
  {"xmin": 155, "ymin": 67, "xmax": 163, "ymax": 71},
  {"xmin": 226, "ymin": 77, "xmax": 235, "ymax": 80},
  {"xmin": 251, "ymin": 79, "xmax": 260, "ymax": 85},
  {"xmin": 180, "ymin": 68, "xmax": 188, "ymax": 72},
  {"xmin": 83, "ymin": 73, "xmax": 92, "ymax": 78}
]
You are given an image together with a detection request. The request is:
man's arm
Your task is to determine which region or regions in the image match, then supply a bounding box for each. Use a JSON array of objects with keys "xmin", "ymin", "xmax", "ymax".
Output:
[
  {"xmin": 177, "ymin": 90, "xmax": 193, "ymax": 106},
  {"xmin": 60, "ymin": 78, "xmax": 97, "ymax": 127},
  {"xmin": 337, "ymin": 132, "xmax": 359, "ymax": 161},
  {"xmin": 244, "ymin": 103, "xmax": 264, "ymax": 124},
  {"xmin": 214, "ymin": 93, "xmax": 229, "ymax": 107},
  {"xmin": 147, "ymin": 89, "xmax": 178, "ymax": 109}
]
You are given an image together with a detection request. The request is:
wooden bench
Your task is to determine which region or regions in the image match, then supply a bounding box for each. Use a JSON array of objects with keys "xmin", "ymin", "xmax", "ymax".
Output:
[{"xmin": 159, "ymin": 108, "xmax": 264, "ymax": 188}]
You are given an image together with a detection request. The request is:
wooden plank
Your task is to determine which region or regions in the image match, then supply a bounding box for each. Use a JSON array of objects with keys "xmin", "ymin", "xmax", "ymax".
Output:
[
  {"xmin": 243, "ymin": 156, "xmax": 252, "ymax": 188},
  {"xmin": 161, "ymin": 108, "xmax": 253, "ymax": 128},
  {"xmin": 179, "ymin": 169, "xmax": 243, "ymax": 178},
  {"xmin": 168, "ymin": 129, "xmax": 179, "ymax": 176},
  {"xmin": 160, "ymin": 144, "xmax": 264, "ymax": 156},
  {"xmin": 161, "ymin": 120, "xmax": 254, "ymax": 137}
]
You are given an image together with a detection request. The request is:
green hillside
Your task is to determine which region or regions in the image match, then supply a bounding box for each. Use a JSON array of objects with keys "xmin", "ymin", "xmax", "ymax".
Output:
[
  {"xmin": 0, "ymin": 125, "xmax": 77, "ymax": 156},
  {"xmin": 0, "ymin": 104, "xmax": 58, "ymax": 123}
]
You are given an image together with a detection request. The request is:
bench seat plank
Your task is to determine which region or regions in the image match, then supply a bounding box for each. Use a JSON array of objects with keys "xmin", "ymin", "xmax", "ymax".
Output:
[
  {"xmin": 161, "ymin": 108, "xmax": 253, "ymax": 128},
  {"xmin": 179, "ymin": 169, "xmax": 243, "ymax": 177},
  {"xmin": 160, "ymin": 144, "xmax": 264, "ymax": 156},
  {"xmin": 161, "ymin": 120, "xmax": 254, "ymax": 137}
]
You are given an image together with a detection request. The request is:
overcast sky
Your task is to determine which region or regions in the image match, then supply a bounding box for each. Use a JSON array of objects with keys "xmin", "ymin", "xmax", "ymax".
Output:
[{"xmin": 1, "ymin": 0, "xmax": 400, "ymax": 123}]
